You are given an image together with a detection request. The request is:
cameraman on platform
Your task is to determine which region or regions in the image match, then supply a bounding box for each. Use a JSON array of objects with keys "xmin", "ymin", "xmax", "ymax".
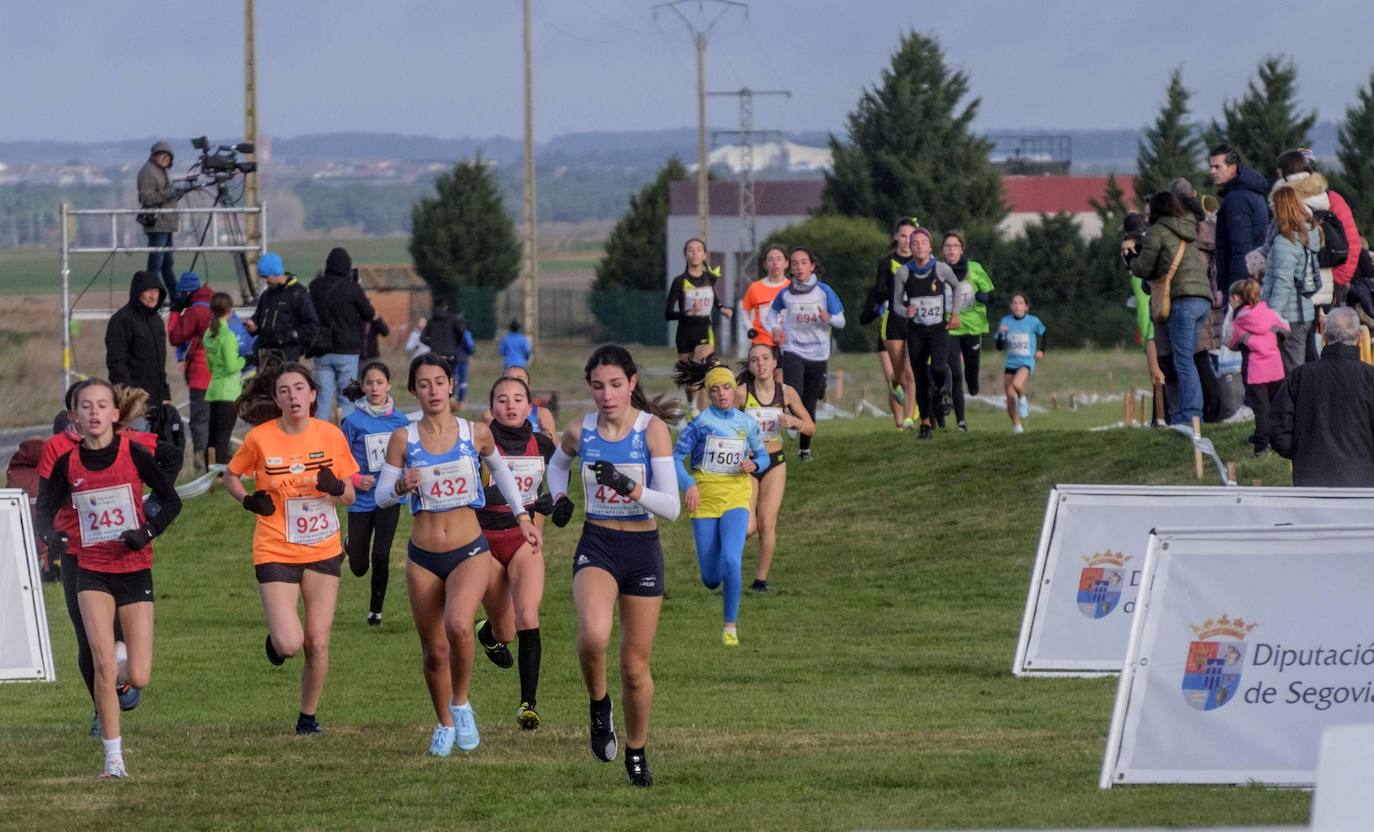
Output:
[
  {"xmin": 244, "ymin": 252, "xmax": 319, "ymax": 363},
  {"xmin": 137, "ymin": 141, "xmax": 183, "ymax": 299}
]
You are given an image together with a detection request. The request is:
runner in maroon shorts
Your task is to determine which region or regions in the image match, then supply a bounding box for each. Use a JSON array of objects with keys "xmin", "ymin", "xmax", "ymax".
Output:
[{"xmin": 476, "ymin": 375, "xmax": 556, "ymax": 730}]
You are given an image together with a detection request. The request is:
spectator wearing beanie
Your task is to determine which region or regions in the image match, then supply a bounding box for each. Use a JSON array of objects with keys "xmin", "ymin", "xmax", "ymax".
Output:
[
  {"xmin": 308, "ymin": 247, "xmax": 376, "ymax": 422},
  {"xmin": 245, "ymin": 252, "xmax": 319, "ymax": 364}
]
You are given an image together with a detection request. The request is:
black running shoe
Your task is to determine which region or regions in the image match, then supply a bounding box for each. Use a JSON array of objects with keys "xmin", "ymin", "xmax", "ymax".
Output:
[
  {"xmin": 625, "ymin": 748, "xmax": 653, "ymax": 787},
  {"xmin": 918, "ymin": 425, "xmax": 933, "ymax": 441},
  {"xmin": 750, "ymin": 579, "xmax": 769, "ymax": 593},
  {"xmin": 957, "ymin": 420, "xmax": 968, "ymax": 433},
  {"xmin": 476, "ymin": 619, "xmax": 514, "ymax": 669},
  {"xmin": 940, "ymin": 389, "xmax": 953, "ymax": 417},
  {"xmin": 589, "ymin": 695, "xmax": 617, "ymax": 762},
  {"xmin": 265, "ymin": 634, "xmax": 286, "ymax": 666},
  {"xmin": 295, "ymin": 714, "xmax": 322, "ymax": 735}
]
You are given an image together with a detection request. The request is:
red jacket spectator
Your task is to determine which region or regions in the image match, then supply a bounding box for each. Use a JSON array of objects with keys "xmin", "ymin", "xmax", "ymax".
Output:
[
  {"xmin": 168, "ymin": 283, "xmax": 214, "ymax": 390},
  {"xmin": 1328, "ymin": 190, "xmax": 1362, "ymax": 286}
]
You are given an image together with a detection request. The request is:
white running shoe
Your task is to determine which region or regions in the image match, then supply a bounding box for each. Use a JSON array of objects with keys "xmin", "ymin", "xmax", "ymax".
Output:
[
  {"xmin": 428, "ymin": 724, "xmax": 456, "ymax": 757},
  {"xmin": 1012, "ymin": 423, "xmax": 1025, "ymax": 434},
  {"xmin": 100, "ymin": 758, "xmax": 128, "ymax": 779},
  {"xmin": 450, "ymin": 703, "xmax": 480, "ymax": 752},
  {"xmin": 1017, "ymin": 395, "xmax": 1028, "ymax": 419}
]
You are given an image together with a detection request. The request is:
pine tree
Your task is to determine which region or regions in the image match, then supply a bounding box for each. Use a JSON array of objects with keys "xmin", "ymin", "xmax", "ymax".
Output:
[
  {"xmin": 821, "ymin": 31, "xmax": 1004, "ymax": 234},
  {"xmin": 1135, "ymin": 68, "xmax": 1205, "ymax": 200},
  {"xmin": 593, "ymin": 158, "xmax": 689, "ymax": 293},
  {"xmin": 1210, "ymin": 55, "xmax": 1317, "ymax": 173},
  {"xmin": 1335, "ymin": 70, "xmax": 1374, "ymax": 239},
  {"xmin": 409, "ymin": 157, "xmax": 521, "ymax": 293}
]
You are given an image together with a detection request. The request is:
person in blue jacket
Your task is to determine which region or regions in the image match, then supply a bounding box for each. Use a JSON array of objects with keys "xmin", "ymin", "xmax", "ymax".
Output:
[
  {"xmin": 996, "ymin": 292, "xmax": 1047, "ymax": 434},
  {"xmin": 498, "ymin": 319, "xmax": 533, "ymax": 369},
  {"xmin": 1209, "ymin": 143, "xmax": 1271, "ymax": 292},
  {"xmin": 340, "ymin": 361, "xmax": 411, "ymax": 625},
  {"xmin": 671, "ymin": 359, "xmax": 769, "ymax": 646}
]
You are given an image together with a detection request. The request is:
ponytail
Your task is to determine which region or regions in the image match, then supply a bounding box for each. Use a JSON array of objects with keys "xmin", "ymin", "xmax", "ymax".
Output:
[
  {"xmin": 209, "ymin": 292, "xmax": 234, "ymax": 337},
  {"xmin": 671, "ymin": 354, "xmax": 722, "ymax": 390},
  {"xmin": 112, "ymin": 384, "xmax": 149, "ymax": 430}
]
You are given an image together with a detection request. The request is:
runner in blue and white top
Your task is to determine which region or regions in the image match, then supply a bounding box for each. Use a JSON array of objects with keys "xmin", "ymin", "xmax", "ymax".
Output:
[
  {"xmin": 339, "ymin": 361, "xmax": 410, "ymax": 626},
  {"xmin": 768, "ymin": 247, "xmax": 845, "ymax": 461},
  {"xmin": 373, "ymin": 354, "xmax": 537, "ymax": 757},
  {"xmin": 995, "ymin": 292, "xmax": 1047, "ymax": 434}
]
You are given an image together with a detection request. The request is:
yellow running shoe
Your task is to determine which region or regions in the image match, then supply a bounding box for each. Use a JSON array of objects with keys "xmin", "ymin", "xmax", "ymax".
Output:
[{"xmin": 722, "ymin": 630, "xmax": 740, "ymax": 647}]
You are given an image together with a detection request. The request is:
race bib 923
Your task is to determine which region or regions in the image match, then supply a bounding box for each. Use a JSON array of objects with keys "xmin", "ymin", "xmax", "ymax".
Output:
[{"xmin": 285, "ymin": 496, "xmax": 339, "ymax": 546}]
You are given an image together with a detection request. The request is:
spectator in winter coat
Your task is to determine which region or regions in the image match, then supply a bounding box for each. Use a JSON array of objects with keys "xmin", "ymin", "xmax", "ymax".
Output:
[
  {"xmin": 167, "ymin": 272, "xmax": 214, "ymax": 468},
  {"xmin": 1274, "ymin": 149, "xmax": 1362, "ymax": 306},
  {"xmin": 203, "ymin": 292, "xmax": 245, "ymax": 467},
  {"xmin": 307, "ymin": 247, "xmax": 376, "ymax": 421},
  {"xmin": 1270, "ymin": 307, "xmax": 1374, "ymax": 487},
  {"xmin": 421, "ymin": 298, "xmax": 476, "ymax": 404},
  {"xmin": 363, "ymin": 316, "xmax": 389, "ymax": 361},
  {"xmin": 1261, "ymin": 186, "xmax": 1320, "ymax": 374},
  {"xmin": 1225, "ymin": 278, "xmax": 1290, "ymax": 456},
  {"xmin": 1210, "ymin": 144, "xmax": 1271, "ymax": 293},
  {"xmin": 136, "ymin": 140, "xmax": 182, "ymax": 298},
  {"xmin": 498, "ymin": 319, "xmax": 532, "ymax": 369},
  {"xmin": 105, "ymin": 270, "xmax": 171, "ymax": 428},
  {"xmin": 244, "ymin": 252, "xmax": 319, "ymax": 363}
]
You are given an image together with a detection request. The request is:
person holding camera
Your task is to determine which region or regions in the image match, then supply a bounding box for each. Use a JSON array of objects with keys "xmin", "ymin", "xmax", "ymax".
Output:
[
  {"xmin": 308, "ymin": 247, "xmax": 377, "ymax": 423},
  {"xmin": 245, "ymin": 252, "xmax": 320, "ymax": 364},
  {"xmin": 137, "ymin": 141, "xmax": 183, "ymax": 300}
]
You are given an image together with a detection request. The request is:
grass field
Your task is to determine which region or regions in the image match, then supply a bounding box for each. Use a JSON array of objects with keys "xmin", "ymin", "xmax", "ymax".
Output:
[
  {"xmin": 0, "ymin": 240, "xmax": 600, "ymax": 297},
  {"xmin": 0, "ymin": 403, "xmax": 1307, "ymax": 830}
]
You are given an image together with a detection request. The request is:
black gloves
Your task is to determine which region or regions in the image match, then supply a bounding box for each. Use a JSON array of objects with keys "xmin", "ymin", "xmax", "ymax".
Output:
[
  {"xmin": 121, "ymin": 525, "xmax": 154, "ymax": 551},
  {"xmin": 42, "ymin": 530, "xmax": 69, "ymax": 559},
  {"xmin": 550, "ymin": 495, "xmax": 575, "ymax": 528},
  {"xmin": 529, "ymin": 493, "xmax": 554, "ymax": 516},
  {"xmin": 316, "ymin": 466, "xmax": 345, "ymax": 497},
  {"xmin": 242, "ymin": 490, "xmax": 276, "ymax": 516},
  {"xmin": 591, "ymin": 460, "xmax": 635, "ymax": 497},
  {"xmin": 170, "ymin": 292, "xmax": 192, "ymax": 314}
]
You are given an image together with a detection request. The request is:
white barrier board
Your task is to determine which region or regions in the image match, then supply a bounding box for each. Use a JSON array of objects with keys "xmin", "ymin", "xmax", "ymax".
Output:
[
  {"xmin": 1013, "ymin": 486, "xmax": 1374, "ymax": 677},
  {"xmin": 0, "ymin": 489, "xmax": 55, "ymax": 682},
  {"xmin": 1102, "ymin": 524, "xmax": 1374, "ymax": 787}
]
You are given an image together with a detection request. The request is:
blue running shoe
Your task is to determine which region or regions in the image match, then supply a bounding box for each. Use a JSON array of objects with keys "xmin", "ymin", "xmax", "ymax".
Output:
[
  {"xmin": 1017, "ymin": 394, "xmax": 1028, "ymax": 419},
  {"xmin": 117, "ymin": 684, "xmax": 140, "ymax": 712},
  {"xmin": 450, "ymin": 703, "xmax": 480, "ymax": 751},
  {"xmin": 428, "ymin": 724, "xmax": 456, "ymax": 757}
]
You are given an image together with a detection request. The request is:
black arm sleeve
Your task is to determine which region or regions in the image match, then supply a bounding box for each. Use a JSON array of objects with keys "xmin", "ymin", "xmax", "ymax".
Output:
[
  {"xmin": 536, "ymin": 432, "xmax": 557, "ymax": 463},
  {"xmin": 1039, "ymin": 332, "xmax": 1048, "ymax": 352},
  {"xmin": 995, "ymin": 332, "xmax": 1007, "ymax": 351},
  {"xmin": 34, "ymin": 457, "xmax": 73, "ymax": 543},
  {"xmin": 975, "ymin": 290, "xmax": 991, "ymax": 304},
  {"xmin": 154, "ymin": 439, "xmax": 184, "ymax": 482},
  {"xmin": 664, "ymin": 278, "xmax": 684, "ymax": 321},
  {"xmin": 131, "ymin": 443, "xmax": 182, "ymax": 536}
]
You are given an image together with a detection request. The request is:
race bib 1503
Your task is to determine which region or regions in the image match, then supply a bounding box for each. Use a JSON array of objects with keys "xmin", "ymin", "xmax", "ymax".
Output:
[
  {"xmin": 582, "ymin": 462, "xmax": 644, "ymax": 517},
  {"xmin": 418, "ymin": 457, "xmax": 478, "ymax": 511},
  {"xmin": 701, "ymin": 435, "xmax": 746, "ymax": 475},
  {"xmin": 74, "ymin": 484, "xmax": 138, "ymax": 547}
]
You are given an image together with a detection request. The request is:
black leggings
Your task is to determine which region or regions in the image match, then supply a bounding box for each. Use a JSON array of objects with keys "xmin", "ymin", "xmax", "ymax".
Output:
[
  {"xmin": 944, "ymin": 334, "xmax": 982, "ymax": 423},
  {"xmin": 346, "ymin": 505, "xmax": 401, "ymax": 615},
  {"xmin": 1247, "ymin": 380, "xmax": 1282, "ymax": 452},
  {"xmin": 907, "ymin": 325, "xmax": 950, "ymax": 424},
  {"xmin": 62, "ymin": 551, "xmax": 123, "ymax": 708},
  {"xmin": 780, "ymin": 352, "xmax": 826, "ymax": 452},
  {"xmin": 207, "ymin": 401, "xmax": 237, "ymax": 466}
]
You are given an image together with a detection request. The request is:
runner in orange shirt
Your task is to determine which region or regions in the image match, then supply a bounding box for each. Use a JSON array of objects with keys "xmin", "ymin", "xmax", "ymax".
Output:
[
  {"xmin": 223, "ymin": 360, "xmax": 358, "ymax": 736},
  {"xmin": 740, "ymin": 245, "xmax": 790, "ymax": 349}
]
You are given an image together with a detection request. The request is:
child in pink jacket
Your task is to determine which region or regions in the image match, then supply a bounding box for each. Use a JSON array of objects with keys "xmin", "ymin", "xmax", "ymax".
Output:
[{"xmin": 1226, "ymin": 278, "xmax": 1291, "ymax": 456}]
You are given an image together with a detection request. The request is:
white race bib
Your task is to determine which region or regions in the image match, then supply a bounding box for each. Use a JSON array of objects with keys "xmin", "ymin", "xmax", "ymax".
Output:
[
  {"xmin": 363, "ymin": 433, "xmax": 391, "ymax": 473},
  {"xmin": 685, "ymin": 286, "xmax": 714, "ymax": 317},
  {"xmin": 910, "ymin": 295, "xmax": 945, "ymax": 325},
  {"xmin": 701, "ymin": 436, "xmax": 746, "ymax": 475},
  {"xmin": 285, "ymin": 496, "xmax": 340, "ymax": 546},
  {"xmin": 418, "ymin": 457, "xmax": 478, "ymax": 511},
  {"xmin": 504, "ymin": 456, "xmax": 545, "ymax": 507},
  {"xmin": 1008, "ymin": 332, "xmax": 1032, "ymax": 357},
  {"xmin": 792, "ymin": 302, "xmax": 824, "ymax": 329},
  {"xmin": 582, "ymin": 462, "xmax": 644, "ymax": 517},
  {"xmin": 747, "ymin": 407, "xmax": 783, "ymax": 442},
  {"xmin": 74, "ymin": 484, "xmax": 138, "ymax": 547}
]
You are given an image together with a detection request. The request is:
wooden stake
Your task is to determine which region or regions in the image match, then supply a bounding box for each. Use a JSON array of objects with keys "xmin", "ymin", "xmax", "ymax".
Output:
[
  {"xmin": 1226, "ymin": 462, "xmax": 1237, "ymax": 484},
  {"xmin": 834, "ymin": 369, "xmax": 845, "ymax": 401},
  {"xmin": 1192, "ymin": 416, "xmax": 1204, "ymax": 480},
  {"xmin": 1051, "ymin": 394, "xmax": 1058, "ymax": 411},
  {"xmin": 1124, "ymin": 388, "xmax": 1135, "ymax": 427},
  {"xmin": 1137, "ymin": 391, "xmax": 1147, "ymax": 425},
  {"xmin": 1153, "ymin": 383, "xmax": 1165, "ymax": 424},
  {"xmin": 1069, "ymin": 393, "xmax": 1077, "ymax": 411}
]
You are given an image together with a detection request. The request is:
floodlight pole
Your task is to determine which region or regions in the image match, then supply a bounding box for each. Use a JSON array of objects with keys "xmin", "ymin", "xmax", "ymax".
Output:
[{"xmin": 243, "ymin": 0, "xmax": 260, "ymax": 281}]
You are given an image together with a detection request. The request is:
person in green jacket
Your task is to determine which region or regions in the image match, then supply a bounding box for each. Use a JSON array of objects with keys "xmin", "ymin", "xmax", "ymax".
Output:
[
  {"xmin": 942, "ymin": 230, "xmax": 994, "ymax": 431},
  {"xmin": 203, "ymin": 292, "xmax": 245, "ymax": 466}
]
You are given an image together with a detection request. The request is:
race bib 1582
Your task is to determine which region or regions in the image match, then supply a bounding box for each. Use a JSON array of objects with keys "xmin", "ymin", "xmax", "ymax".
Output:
[{"xmin": 1008, "ymin": 332, "xmax": 1032, "ymax": 357}]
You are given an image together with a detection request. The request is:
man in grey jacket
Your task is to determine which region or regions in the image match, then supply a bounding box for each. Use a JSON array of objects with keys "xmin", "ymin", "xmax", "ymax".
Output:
[{"xmin": 137, "ymin": 140, "xmax": 182, "ymax": 298}]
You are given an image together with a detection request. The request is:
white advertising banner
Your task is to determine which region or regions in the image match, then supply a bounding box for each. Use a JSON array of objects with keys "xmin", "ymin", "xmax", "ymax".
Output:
[
  {"xmin": 0, "ymin": 489, "xmax": 56, "ymax": 682},
  {"xmin": 1102, "ymin": 524, "xmax": 1374, "ymax": 787},
  {"xmin": 1012, "ymin": 486, "xmax": 1374, "ymax": 677}
]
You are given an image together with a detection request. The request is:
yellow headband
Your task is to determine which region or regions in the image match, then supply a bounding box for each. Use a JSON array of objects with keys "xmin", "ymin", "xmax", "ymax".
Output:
[{"xmin": 705, "ymin": 366, "xmax": 736, "ymax": 390}]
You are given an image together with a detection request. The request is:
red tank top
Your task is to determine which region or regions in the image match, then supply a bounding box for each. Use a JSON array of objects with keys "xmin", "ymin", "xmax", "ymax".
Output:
[
  {"xmin": 49, "ymin": 429, "xmax": 157, "ymax": 551},
  {"xmin": 65, "ymin": 435, "xmax": 152, "ymax": 573},
  {"xmin": 479, "ymin": 432, "xmax": 543, "ymax": 522}
]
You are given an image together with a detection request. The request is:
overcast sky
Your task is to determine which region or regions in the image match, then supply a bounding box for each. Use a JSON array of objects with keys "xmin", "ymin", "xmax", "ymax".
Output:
[{"xmin": 4, "ymin": 1, "xmax": 1373, "ymax": 144}]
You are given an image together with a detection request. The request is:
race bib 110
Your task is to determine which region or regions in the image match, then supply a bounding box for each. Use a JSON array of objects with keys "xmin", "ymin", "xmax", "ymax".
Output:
[{"xmin": 363, "ymin": 433, "xmax": 391, "ymax": 473}]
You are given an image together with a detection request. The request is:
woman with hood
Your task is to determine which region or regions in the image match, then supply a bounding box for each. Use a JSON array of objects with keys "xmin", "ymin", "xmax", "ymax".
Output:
[
  {"xmin": 1261, "ymin": 185, "xmax": 1321, "ymax": 373},
  {"xmin": 1131, "ymin": 191, "xmax": 1213, "ymax": 427}
]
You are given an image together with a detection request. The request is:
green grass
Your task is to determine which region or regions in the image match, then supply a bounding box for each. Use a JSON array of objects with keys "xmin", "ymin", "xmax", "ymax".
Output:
[
  {"xmin": 0, "ymin": 240, "xmax": 594, "ymax": 296},
  {"xmin": 0, "ymin": 405, "xmax": 1305, "ymax": 830}
]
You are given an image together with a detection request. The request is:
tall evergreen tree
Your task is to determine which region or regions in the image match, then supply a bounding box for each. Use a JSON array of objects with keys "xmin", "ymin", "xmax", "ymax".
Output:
[
  {"xmin": 1135, "ymin": 68, "xmax": 1205, "ymax": 200},
  {"xmin": 1210, "ymin": 55, "xmax": 1316, "ymax": 173},
  {"xmin": 1335, "ymin": 70, "xmax": 1374, "ymax": 238},
  {"xmin": 409, "ymin": 157, "xmax": 521, "ymax": 294},
  {"xmin": 593, "ymin": 158, "xmax": 689, "ymax": 293},
  {"xmin": 821, "ymin": 31, "xmax": 1004, "ymax": 233}
]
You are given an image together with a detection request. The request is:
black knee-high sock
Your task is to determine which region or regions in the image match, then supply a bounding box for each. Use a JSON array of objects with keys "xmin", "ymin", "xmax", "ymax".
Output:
[{"xmin": 517, "ymin": 628, "xmax": 541, "ymax": 706}]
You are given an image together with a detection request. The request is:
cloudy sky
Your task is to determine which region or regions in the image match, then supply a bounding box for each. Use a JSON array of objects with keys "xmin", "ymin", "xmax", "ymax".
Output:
[{"xmin": 4, "ymin": 0, "xmax": 1373, "ymax": 143}]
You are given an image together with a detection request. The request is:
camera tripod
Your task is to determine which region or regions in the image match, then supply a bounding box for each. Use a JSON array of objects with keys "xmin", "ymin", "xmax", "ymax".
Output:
[{"xmin": 186, "ymin": 177, "xmax": 258, "ymax": 303}]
